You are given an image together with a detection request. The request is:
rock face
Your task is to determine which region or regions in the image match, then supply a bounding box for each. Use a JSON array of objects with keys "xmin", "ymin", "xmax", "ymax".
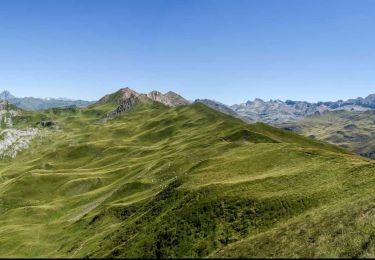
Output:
[
  {"xmin": 117, "ymin": 87, "xmax": 150, "ymax": 103},
  {"xmin": 0, "ymin": 128, "xmax": 40, "ymax": 158},
  {"xmin": 99, "ymin": 87, "xmax": 142, "ymax": 104},
  {"xmin": 0, "ymin": 102, "xmax": 41, "ymax": 158},
  {"xmin": 147, "ymin": 91, "xmax": 172, "ymax": 106},
  {"xmin": 163, "ymin": 91, "xmax": 191, "ymax": 106},
  {"xmin": 146, "ymin": 90, "xmax": 190, "ymax": 107},
  {"xmin": 114, "ymin": 95, "xmax": 141, "ymax": 115},
  {"xmin": 100, "ymin": 88, "xmax": 190, "ymax": 106},
  {"xmin": 101, "ymin": 87, "xmax": 190, "ymax": 117}
]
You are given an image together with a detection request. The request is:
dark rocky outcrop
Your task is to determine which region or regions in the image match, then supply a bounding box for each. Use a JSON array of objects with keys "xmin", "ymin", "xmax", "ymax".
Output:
[{"xmin": 39, "ymin": 121, "xmax": 56, "ymax": 127}]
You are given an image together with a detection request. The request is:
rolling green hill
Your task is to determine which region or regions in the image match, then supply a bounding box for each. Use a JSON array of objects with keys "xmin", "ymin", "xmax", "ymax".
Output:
[{"xmin": 0, "ymin": 89, "xmax": 375, "ymax": 258}]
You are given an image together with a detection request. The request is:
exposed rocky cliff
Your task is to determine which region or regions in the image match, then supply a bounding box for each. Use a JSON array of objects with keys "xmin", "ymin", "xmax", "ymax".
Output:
[
  {"xmin": 0, "ymin": 101, "xmax": 41, "ymax": 158},
  {"xmin": 100, "ymin": 87, "xmax": 191, "ymax": 118}
]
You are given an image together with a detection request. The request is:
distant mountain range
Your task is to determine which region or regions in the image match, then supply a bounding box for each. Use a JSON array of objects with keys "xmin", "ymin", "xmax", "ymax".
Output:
[
  {"xmin": 3, "ymin": 88, "xmax": 375, "ymax": 124},
  {"xmin": 196, "ymin": 93, "xmax": 375, "ymax": 124},
  {"xmin": 276, "ymin": 109, "xmax": 375, "ymax": 159},
  {"xmin": 0, "ymin": 90, "xmax": 94, "ymax": 110},
  {"xmin": 195, "ymin": 93, "xmax": 375, "ymax": 160}
]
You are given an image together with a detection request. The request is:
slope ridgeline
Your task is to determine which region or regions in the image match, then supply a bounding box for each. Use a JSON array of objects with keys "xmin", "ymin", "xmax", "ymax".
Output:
[{"xmin": 0, "ymin": 88, "xmax": 374, "ymax": 258}]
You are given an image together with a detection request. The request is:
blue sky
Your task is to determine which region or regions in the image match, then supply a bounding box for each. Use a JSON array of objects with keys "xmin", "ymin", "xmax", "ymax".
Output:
[{"xmin": 0, "ymin": 0, "xmax": 375, "ymax": 104}]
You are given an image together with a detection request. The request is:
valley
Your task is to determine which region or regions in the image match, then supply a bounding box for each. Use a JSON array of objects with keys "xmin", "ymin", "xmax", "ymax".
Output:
[
  {"xmin": 278, "ymin": 110, "xmax": 375, "ymax": 159},
  {"xmin": 197, "ymin": 94, "xmax": 375, "ymax": 160},
  {"xmin": 1, "ymin": 88, "xmax": 375, "ymax": 257}
]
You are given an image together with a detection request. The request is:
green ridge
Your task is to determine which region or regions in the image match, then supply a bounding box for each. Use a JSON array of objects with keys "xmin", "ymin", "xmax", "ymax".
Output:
[{"xmin": 0, "ymin": 100, "xmax": 374, "ymax": 258}]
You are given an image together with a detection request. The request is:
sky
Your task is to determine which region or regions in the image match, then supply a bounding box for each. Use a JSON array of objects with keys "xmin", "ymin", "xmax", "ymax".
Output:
[{"xmin": 0, "ymin": 0, "xmax": 375, "ymax": 105}]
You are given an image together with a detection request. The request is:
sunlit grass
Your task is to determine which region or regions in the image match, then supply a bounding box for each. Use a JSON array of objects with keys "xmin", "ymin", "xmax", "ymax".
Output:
[{"xmin": 0, "ymin": 101, "xmax": 374, "ymax": 258}]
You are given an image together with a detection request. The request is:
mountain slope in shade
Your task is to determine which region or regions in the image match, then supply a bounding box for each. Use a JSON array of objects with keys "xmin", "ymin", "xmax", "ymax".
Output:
[
  {"xmin": 195, "ymin": 99, "xmax": 237, "ymax": 116},
  {"xmin": 1, "ymin": 88, "xmax": 375, "ymax": 258},
  {"xmin": 0, "ymin": 90, "xmax": 94, "ymax": 110},
  {"xmin": 194, "ymin": 98, "xmax": 251, "ymax": 123}
]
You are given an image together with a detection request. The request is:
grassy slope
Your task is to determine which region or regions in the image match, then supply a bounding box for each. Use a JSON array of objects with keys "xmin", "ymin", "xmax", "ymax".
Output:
[{"xmin": 0, "ymin": 102, "xmax": 374, "ymax": 258}]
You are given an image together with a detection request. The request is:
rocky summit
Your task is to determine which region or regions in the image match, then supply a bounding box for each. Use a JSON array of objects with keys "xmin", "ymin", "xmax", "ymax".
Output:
[{"xmin": 99, "ymin": 87, "xmax": 190, "ymax": 118}]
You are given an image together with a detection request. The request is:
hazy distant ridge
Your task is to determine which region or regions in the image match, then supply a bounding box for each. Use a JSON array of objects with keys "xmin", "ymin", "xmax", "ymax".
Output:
[
  {"xmin": 198, "ymin": 93, "xmax": 375, "ymax": 124},
  {"xmin": 0, "ymin": 90, "xmax": 94, "ymax": 110}
]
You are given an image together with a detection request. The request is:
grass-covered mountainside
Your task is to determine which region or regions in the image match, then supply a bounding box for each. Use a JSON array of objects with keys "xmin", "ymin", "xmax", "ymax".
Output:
[
  {"xmin": 279, "ymin": 110, "xmax": 375, "ymax": 160},
  {"xmin": 1, "ymin": 88, "xmax": 375, "ymax": 258}
]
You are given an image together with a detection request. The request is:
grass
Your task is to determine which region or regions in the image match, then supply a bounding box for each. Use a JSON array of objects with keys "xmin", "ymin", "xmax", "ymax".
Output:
[{"xmin": 0, "ymin": 99, "xmax": 374, "ymax": 258}]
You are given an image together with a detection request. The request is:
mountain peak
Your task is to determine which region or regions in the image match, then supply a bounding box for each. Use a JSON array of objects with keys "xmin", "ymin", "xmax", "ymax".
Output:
[
  {"xmin": 254, "ymin": 98, "xmax": 265, "ymax": 103},
  {"xmin": 98, "ymin": 87, "xmax": 190, "ymax": 116},
  {"xmin": 98, "ymin": 87, "xmax": 144, "ymax": 104},
  {"xmin": 164, "ymin": 91, "xmax": 190, "ymax": 106},
  {"xmin": 0, "ymin": 90, "xmax": 15, "ymax": 100},
  {"xmin": 364, "ymin": 93, "xmax": 375, "ymax": 102},
  {"xmin": 120, "ymin": 87, "xmax": 138, "ymax": 94},
  {"xmin": 119, "ymin": 87, "xmax": 147, "ymax": 101},
  {"xmin": 147, "ymin": 90, "xmax": 190, "ymax": 107}
]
